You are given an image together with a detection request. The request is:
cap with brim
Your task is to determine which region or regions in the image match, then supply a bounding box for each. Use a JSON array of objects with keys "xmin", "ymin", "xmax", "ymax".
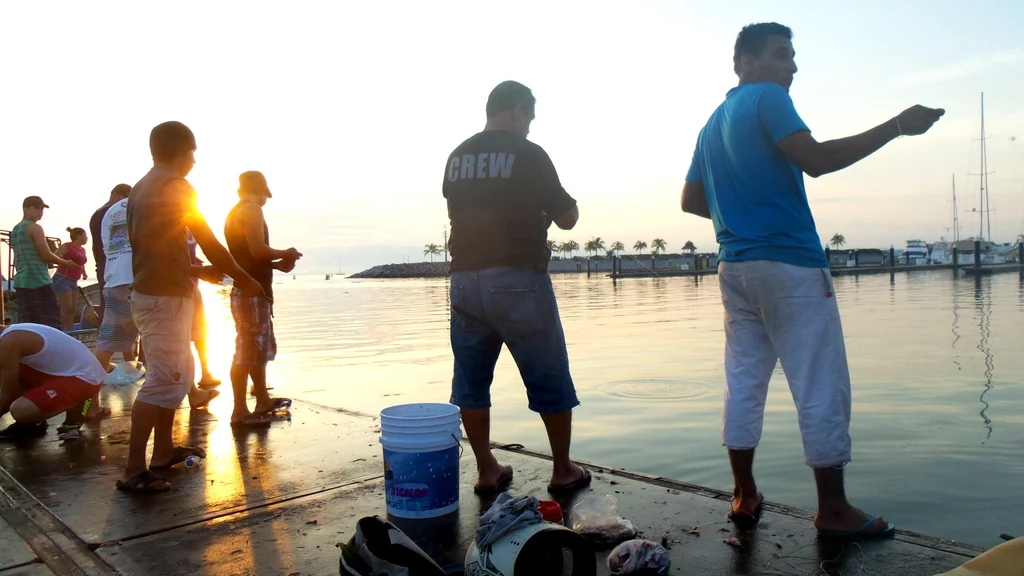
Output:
[
  {"xmin": 238, "ymin": 171, "xmax": 272, "ymax": 198},
  {"xmin": 23, "ymin": 196, "xmax": 49, "ymax": 209}
]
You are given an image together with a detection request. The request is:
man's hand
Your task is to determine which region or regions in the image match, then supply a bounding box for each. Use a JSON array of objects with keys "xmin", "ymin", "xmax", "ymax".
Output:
[
  {"xmin": 894, "ymin": 105, "xmax": 945, "ymax": 136},
  {"xmin": 274, "ymin": 248, "xmax": 302, "ymax": 273},
  {"xmin": 274, "ymin": 260, "xmax": 297, "ymax": 273},
  {"xmin": 196, "ymin": 265, "xmax": 224, "ymax": 284},
  {"xmin": 234, "ymin": 274, "xmax": 267, "ymax": 300}
]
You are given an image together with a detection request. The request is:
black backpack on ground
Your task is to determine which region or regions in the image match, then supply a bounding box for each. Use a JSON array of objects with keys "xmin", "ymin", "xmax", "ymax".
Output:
[{"xmin": 340, "ymin": 515, "xmax": 448, "ymax": 576}]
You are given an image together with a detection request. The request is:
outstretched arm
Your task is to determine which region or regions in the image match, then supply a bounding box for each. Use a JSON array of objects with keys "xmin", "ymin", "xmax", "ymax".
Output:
[
  {"xmin": 27, "ymin": 225, "xmax": 74, "ymax": 268},
  {"xmin": 778, "ymin": 105, "xmax": 944, "ymax": 178},
  {"xmin": 170, "ymin": 180, "xmax": 265, "ymax": 298}
]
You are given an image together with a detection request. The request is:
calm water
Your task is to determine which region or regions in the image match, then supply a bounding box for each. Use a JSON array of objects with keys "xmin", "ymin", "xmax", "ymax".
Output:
[{"xmin": 198, "ymin": 269, "xmax": 1024, "ymax": 547}]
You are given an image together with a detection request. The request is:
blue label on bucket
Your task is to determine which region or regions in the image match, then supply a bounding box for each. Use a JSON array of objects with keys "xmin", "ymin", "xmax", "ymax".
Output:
[{"xmin": 383, "ymin": 445, "xmax": 459, "ymax": 517}]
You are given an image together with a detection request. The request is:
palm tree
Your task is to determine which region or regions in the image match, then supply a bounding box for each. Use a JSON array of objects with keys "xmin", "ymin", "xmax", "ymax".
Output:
[
  {"xmin": 423, "ymin": 243, "xmax": 442, "ymax": 261},
  {"xmin": 583, "ymin": 239, "xmax": 596, "ymax": 256},
  {"xmin": 830, "ymin": 234, "xmax": 846, "ymax": 249},
  {"xmin": 560, "ymin": 240, "xmax": 579, "ymax": 259},
  {"xmin": 592, "ymin": 237, "xmax": 606, "ymax": 255},
  {"xmin": 681, "ymin": 240, "xmax": 697, "ymax": 254},
  {"xmin": 610, "ymin": 241, "xmax": 625, "ymax": 255},
  {"xmin": 651, "ymin": 238, "xmax": 667, "ymax": 255},
  {"xmin": 567, "ymin": 240, "xmax": 579, "ymax": 258},
  {"xmin": 633, "ymin": 240, "xmax": 647, "ymax": 255},
  {"xmin": 546, "ymin": 240, "xmax": 558, "ymax": 254}
]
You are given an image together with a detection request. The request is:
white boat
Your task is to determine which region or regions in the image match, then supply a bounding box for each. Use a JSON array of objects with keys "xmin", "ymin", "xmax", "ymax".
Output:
[
  {"xmin": 903, "ymin": 240, "xmax": 929, "ymax": 265},
  {"xmin": 931, "ymin": 239, "xmax": 953, "ymax": 265}
]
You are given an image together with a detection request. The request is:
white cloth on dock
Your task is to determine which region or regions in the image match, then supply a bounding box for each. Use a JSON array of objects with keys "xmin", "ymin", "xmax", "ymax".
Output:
[
  {"xmin": 476, "ymin": 493, "xmax": 543, "ymax": 549},
  {"xmin": 718, "ymin": 260, "xmax": 852, "ymax": 468}
]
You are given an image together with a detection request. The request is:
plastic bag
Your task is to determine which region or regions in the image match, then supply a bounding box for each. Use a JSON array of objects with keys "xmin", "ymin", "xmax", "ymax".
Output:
[
  {"xmin": 607, "ymin": 539, "xmax": 670, "ymax": 575},
  {"xmin": 103, "ymin": 361, "xmax": 146, "ymax": 386},
  {"xmin": 571, "ymin": 494, "xmax": 637, "ymax": 545}
]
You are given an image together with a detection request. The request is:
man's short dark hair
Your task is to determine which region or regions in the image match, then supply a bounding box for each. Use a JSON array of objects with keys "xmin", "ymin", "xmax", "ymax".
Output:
[
  {"xmin": 149, "ymin": 121, "xmax": 196, "ymax": 163},
  {"xmin": 733, "ymin": 22, "xmax": 793, "ymax": 74},
  {"xmin": 110, "ymin": 183, "xmax": 132, "ymax": 199},
  {"xmin": 486, "ymin": 81, "xmax": 536, "ymax": 119}
]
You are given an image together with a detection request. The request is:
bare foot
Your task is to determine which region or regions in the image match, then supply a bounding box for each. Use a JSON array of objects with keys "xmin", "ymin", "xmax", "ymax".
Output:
[
  {"xmin": 549, "ymin": 463, "xmax": 589, "ymax": 490},
  {"xmin": 814, "ymin": 505, "xmax": 890, "ymax": 534},
  {"xmin": 732, "ymin": 491, "xmax": 763, "ymax": 517},
  {"xmin": 474, "ymin": 464, "xmax": 513, "ymax": 493}
]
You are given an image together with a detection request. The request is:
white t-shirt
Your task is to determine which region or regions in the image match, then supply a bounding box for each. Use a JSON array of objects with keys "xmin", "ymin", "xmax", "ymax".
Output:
[
  {"xmin": 101, "ymin": 199, "xmax": 133, "ymax": 287},
  {"xmin": 2, "ymin": 323, "xmax": 108, "ymax": 385}
]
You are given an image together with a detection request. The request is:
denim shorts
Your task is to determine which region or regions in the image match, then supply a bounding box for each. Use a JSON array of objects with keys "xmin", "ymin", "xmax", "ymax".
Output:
[
  {"xmin": 51, "ymin": 273, "xmax": 78, "ymax": 294},
  {"xmin": 449, "ymin": 266, "xmax": 578, "ymax": 414}
]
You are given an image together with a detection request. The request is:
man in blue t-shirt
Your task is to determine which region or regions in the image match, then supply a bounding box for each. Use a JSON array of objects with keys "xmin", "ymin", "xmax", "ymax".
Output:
[{"xmin": 682, "ymin": 22, "xmax": 943, "ymax": 538}]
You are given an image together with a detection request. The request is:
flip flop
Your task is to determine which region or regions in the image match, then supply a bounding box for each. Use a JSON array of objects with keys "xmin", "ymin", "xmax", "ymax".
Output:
[
  {"xmin": 547, "ymin": 467, "xmax": 592, "ymax": 496},
  {"xmin": 253, "ymin": 397, "xmax": 291, "ymax": 415},
  {"xmin": 728, "ymin": 492, "xmax": 765, "ymax": 528},
  {"xmin": 817, "ymin": 516, "xmax": 896, "ymax": 539},
  {"xmin": 473, "ymin": 467, "xmax": 514, "ymax": 495},
  {"xmin": 116, "ymin": 470, "xmax": 172, "ymax": 493},
  {"xmin": 230, "ymin": 413, "xmax": 272, "ymax": 429},
  {"xmin": 85, "ymin": 406, "xmax": 112, "ymax": 421},
  {"xmin": 149, "ymin": 446, "xmax": 206, "ymax": 471},
  {"xmin": 190, "ymin": 389, "xmax": 220, "ymax": 410},
  {"xmin": 197, "ymin": 377, "xmax": 222, "ymax": 390}
]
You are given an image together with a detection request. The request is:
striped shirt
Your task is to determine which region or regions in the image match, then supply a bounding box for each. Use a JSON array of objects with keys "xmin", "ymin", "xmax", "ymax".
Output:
[{"xmin": 11, "ymin": 221, "xmax": 52, "ymax": 289}]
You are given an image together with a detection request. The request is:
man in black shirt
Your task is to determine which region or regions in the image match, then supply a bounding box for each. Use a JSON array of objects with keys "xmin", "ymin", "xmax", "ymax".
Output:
[
  {"xmin": 443, "ymin": 81, "xmax": 589, "ymax": 496},
  {"xmin": 89, "ymin": 184, "xmax": 131, "ymax": 324}
]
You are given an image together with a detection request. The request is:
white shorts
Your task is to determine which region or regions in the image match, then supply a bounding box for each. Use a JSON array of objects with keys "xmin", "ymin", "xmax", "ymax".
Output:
[
  {"xmin": 131, "ymin": 292, "xmax": 195, "ymax": 410},
  {"xmin": 718, "ymin": 260, "xmax": 852, "ymax": 468}
]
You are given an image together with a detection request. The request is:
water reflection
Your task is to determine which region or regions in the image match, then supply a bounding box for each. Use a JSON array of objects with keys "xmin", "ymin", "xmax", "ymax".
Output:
[
  {"xmin": 973, "ymin": 276, "xmax": 994, "ymax": 441},
  {"xmin": 179, "ymin": 270, "xmax": 1024, "ymax": 547},
  {"xmin": 950, "ymin": 277, "xmax": 962, "ymax": 374}
]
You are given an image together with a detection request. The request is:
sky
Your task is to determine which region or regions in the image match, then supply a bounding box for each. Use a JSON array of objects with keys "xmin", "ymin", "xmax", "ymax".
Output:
[{"xmin": 2, "ymin": 1, "xmax": 1022, "ymax": 273}]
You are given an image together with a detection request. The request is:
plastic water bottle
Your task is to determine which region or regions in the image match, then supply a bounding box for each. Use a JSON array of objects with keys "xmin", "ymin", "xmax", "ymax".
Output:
[
  {"xmin": 279, "ymin": 399, "xmax": 292, "ymax": 409},
  {"xmin": 183, "ymin": 455, "xmax": 204, "ymax": 469}
]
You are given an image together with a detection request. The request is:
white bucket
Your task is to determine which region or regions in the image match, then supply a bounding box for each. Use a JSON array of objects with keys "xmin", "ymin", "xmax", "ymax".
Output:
[{"xmin": 380, "ymin": 403, "xmax": 462, "ymax": 519}]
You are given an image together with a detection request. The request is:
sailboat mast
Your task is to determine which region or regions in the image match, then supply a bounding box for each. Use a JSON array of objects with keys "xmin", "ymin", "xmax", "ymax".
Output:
[
  {"xmin": 979, "ymin": 93, "xmax": 986, "ymax": 240},
  {"xmin": 983, "ymin": 94, "xmax": 992, "ymax": 242},
  {"xmin": 952, "ymin": 174, "xmax": 959, "ymax": 242}
]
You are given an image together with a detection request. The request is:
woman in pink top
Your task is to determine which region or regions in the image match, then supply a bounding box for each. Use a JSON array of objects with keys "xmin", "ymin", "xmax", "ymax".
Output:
[{"xmin": 53, "ymin": 227, "xmax": 89, "ymax": 331}]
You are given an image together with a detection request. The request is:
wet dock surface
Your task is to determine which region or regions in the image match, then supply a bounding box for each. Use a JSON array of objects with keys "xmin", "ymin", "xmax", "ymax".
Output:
[{"xmin": 1, "ymin": 384, "xmax": 978, "ymax": 575}]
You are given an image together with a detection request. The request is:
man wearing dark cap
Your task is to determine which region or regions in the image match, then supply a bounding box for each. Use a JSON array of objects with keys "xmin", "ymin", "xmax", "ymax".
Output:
[
  {"xmin": 116, "ymin": 121, "xmax": 266, "ymax": 494},
  {"xmin": 224, "ymin": 171, "xmax": 301, "ymax": 428},
  {"xmin": 442, "ymin": 81, "xmax": 590, "ymax": 496},
  {"xmin": 90, "ymin": 184, "xmax": 132, "ymax": 325},
  {"xmin": 11, "ymin": 196, "xmax": 77, "ymax": 329}
]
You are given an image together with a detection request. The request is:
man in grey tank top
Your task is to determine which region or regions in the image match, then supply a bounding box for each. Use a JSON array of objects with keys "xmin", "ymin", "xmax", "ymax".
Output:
[{"xmin": 116, "ymin": 121, "xmax": 266, "ymax": 494}]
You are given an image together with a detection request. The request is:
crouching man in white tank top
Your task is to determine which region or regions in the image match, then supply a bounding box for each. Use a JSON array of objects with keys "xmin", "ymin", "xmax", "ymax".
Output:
[{"xmin": 0, "ymin": 323, "xmax": 109, "ymax": 439}]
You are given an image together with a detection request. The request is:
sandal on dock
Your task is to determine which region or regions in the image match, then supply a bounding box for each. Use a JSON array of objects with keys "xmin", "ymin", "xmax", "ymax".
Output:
[
  {"xmin": 116, "ymin": 470, "xmax": 172, "ymax": 494},
  {"xmin": 817, "ymin": 516, "xmax": 895, "ymax": 539},
  {"xmin": 254, "ymin": 397, "xmax": 291, "ymax": 415},
  {"xmin": 547, "ymin": 467, "xmax": 592, "ymax": 497}
]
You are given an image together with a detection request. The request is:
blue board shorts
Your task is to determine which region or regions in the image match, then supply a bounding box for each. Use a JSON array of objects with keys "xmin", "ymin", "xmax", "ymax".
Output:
[{"xmin": 449, "ymin": 266, "xmax": 578, "ymax": 414}]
